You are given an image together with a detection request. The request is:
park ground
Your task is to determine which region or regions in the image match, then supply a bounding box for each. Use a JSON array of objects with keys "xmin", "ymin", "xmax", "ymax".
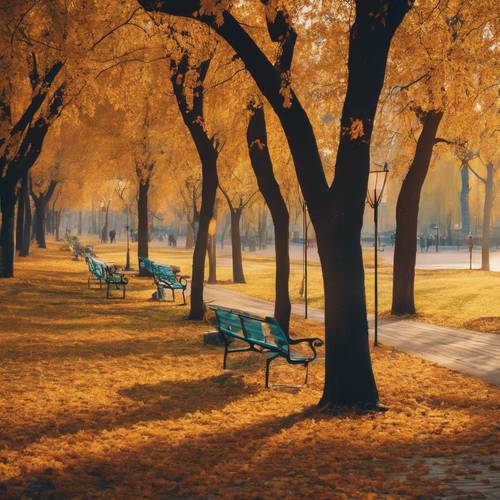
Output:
[{"xmin": 0, "ymin": 241, "xmax": 499, "ymax": 498}]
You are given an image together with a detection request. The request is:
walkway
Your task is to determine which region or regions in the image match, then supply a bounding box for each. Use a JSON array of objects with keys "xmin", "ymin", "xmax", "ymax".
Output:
[{"xmin": 204, "ymin": 285, "xmax": 500, "ymax": 387}]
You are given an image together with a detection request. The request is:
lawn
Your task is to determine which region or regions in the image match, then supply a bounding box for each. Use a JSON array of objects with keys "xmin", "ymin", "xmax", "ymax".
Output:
[
  {"xmin": 101, "ymin": 240, "xmax": 500, "ymax": 334},
  {"xmin": 0, "ymin": 243, "xmax": 498, "ymax": 497}
]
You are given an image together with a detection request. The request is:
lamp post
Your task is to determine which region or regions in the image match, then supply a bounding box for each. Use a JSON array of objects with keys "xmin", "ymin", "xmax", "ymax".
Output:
[
  {"xmin": 302, "ymin": 199, "xmax": 308, "ymax": 319},
  {"xmin": 433, "ymin": 224, "xmax": 439, "ymax": 252},
  {"xmin": 125, "ymin": 204, "xmax": 131, "ymax": 271},
  {"xmin": 366, "ymin": 162, "xmax": 389, "ymax": 347}
]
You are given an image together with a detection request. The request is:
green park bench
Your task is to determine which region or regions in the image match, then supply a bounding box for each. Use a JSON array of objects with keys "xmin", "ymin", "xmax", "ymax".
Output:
[
  {"xmin": 139, "ymin": 257, "xmax": 187, "ymax": 304},
  {"xmin": 85, "ymin": 256, "xmax": 128, "ymax": 299},
  {"xmin": 153, "ymin": 263, "xmax": 188, "ymax": 305},
  {"xmin": 210, "ymin": 305, "xmax": 323, "ymax": 388}
]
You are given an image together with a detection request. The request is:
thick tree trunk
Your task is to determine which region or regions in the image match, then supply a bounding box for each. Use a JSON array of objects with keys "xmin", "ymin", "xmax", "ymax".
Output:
[
  {"xmin": 0, "ymin": 186, "xmax": 16, "ymax": 277},
  {"xmin": 190, "ymin": 155, "xmax": 218, "ymax": 318},
  {"xmin": 230, "ymin": 209, "xmax": 245, "ymax": 283},
  {"xmin": 137, "ymin": 179, "xmax": 150, "ymax": 276},
  {"xmin": 460, "ymin": 164, "xmax": 470, "ymax": 234},
  {"xmin": 481, "ymin": 163, "xmax": 494, "ymax": 271},
  {"xmin": 392, "ymin": 111, "xmax": 443, "ymax": 315},
  {"xmin": 101, "ymin": 204, "xmax": 110, "ymax": 243},
  {"xmin": 247, "ymin": 103, "xmax": 290, "ymax": 332}
]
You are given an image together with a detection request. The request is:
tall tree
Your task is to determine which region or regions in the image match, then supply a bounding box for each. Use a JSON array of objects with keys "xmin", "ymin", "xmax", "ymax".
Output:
[{"xmin": 138, "ymin": 0, "xmax": 410, "ymax": 407}]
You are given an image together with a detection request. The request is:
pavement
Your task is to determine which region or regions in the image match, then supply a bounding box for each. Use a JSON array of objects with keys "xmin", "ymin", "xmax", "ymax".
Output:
[{"xmin": 204, "ymin": 285, "xmax": 500, "ymax": 387}]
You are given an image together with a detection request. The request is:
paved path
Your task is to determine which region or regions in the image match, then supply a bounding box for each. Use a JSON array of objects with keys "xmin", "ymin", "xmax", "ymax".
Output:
[{"xmin": 204, "ymin": 285, "xmax": 500, "ymax": 387}]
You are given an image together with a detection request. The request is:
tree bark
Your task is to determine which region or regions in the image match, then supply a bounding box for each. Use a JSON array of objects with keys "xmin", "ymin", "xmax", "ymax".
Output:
[
  {"xmin": 20, "ymin": 181, "xmax": 32, "ymax": 257},
  {"xmin": 78, "ymin": 211, "xmax": 82, "ymax": 235},
  {"xmin": 0, "ymin": 186, "xmax": 16, "ymax": 277},
  {"xmin": 247, "ymin": 102, "xmax": 290, "ymax": 332},
  {"xmin": 185, "ymin": 222, "xmax": 194, "ymax": 249},
  {"xmin": 138, "ymin": 178, "xmax": 150, "ymax": 276},
  {"xmin": 481, "ymin": 163, "xmax": 494, "ymax": 271},
  {"xmin": 392, "ymin": 110, "xmax": 443, "ymax": 315},
  {"xmin": 33, "ymin": 198, "xmax": 47, "ymax": 248}
]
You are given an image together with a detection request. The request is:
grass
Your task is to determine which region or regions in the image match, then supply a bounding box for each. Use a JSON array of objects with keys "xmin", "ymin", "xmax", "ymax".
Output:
[
  {"xmin": 96, "ymin": 239, "xmax": 500, "ymax": 334},
  {"xmin": 0, "ymin": 242, "xmax": 498, "ymax": 497}
]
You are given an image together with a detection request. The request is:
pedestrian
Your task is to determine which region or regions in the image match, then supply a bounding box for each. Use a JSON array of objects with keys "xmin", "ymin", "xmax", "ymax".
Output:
[
  {"xmin": 419, "ymin": 233, "xmax": 425, "ymax": 253},
  {"xmin": 109, "ymin": 229, "xmax": 116, "ymax": 243},
  {"xmin": 426, "ymin": 234, "xmax": 431, "ymax": 252}
]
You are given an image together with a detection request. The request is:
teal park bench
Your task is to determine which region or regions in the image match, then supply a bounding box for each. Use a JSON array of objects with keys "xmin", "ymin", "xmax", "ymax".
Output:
[
  {"xmin": 139, "ymin": 258, "xmax": 187, "ymax": 304},
  {"xmin": 86, "ymin": 256, "xmax": 128, "ymax": 299},
  {"xmin": 210, "ymin": 305, "xmax": 323, "ymax": 388},
  {"xmin": 153, "ymin": 263, "xmax": 188, "ymax": 305}
]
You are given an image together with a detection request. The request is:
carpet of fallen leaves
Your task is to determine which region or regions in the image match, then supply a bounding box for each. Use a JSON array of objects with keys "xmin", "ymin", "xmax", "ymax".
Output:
[{"xmin": 0, "ymin": 243, "xmax": 499, "ymax": 499}]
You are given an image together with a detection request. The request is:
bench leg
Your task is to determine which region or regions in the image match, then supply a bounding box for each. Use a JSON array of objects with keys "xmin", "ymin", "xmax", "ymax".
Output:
[
  {"xmin": 304, "ymin": 362, "xmax": 309, "ymax": 385},
  {"xmin": 265, "ymin": 354, "xmax": 279, "ymax": 388},
  {"xmin": 181, "ymin": 289, "xmax": 186, "ymax": 305},
  {"xmin": 222, "ymin": 336, "xmax": 229, "ymax": 369},
  {"xmin": 171, "ymin": 289, "xmax": 175, "ymax": 302}
]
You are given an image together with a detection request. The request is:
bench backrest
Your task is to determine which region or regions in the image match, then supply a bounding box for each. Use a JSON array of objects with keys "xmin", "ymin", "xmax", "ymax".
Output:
[
  {"xmin": 153, "ymin": 263, "xmax": 178, "ymax": 283},
  {"xmin": 139, "ymin": 257, "xmax": 155, "ymax": 274},
  {"xmin": 87, "ymin": 257, "xmax": 106, "ymax": 280},
  {"xmin": 240, "ymin": 315, "xmax": 289, "ymax": 352},
  {"xmin": 213, "ymin": 306, "xmax": 245, "ymax": 339}
]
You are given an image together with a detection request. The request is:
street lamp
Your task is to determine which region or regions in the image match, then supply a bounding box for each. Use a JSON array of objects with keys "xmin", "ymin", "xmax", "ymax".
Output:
[
  {"xmin": 302, "ymin": 199, "xmax": 308, "ymax": 319},
  {"xmin": 366, "ymin": 162, "xmax": 389, "ymax": 347},
  {"xmin": 433, "ymin": 224, "xmax": 439, "ymax": 252},
  {"xmin": 125, "ymin": 204, "xmax": 131, "ymax": 271}
]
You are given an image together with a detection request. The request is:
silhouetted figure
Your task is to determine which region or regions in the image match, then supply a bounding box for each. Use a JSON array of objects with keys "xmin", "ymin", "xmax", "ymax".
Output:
[
  {"xmin": 426, "ymin": 235, "xmax": 432, "ymax": 252},
  {"xmin": 109, "ymin": 229, "xmax": 116, "ymax": 243},
  {"xmin": 419, "ymin": 233, "xmax": 425, "ymax": 253}
]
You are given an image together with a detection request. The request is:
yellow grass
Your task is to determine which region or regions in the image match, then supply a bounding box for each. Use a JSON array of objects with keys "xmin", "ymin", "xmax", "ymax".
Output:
[
  {"xmin": 95, "ymin": 240, "xmax": 499, "ymax": 333},
  {"xmin": 0, "ymin": 243, "xmax": 498, "ymax": 497}
]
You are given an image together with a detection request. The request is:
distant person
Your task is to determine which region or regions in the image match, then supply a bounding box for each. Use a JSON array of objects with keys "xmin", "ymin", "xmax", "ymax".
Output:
[
  {"xmin": 172, "ymin": 235, "xmax": 177, "ymax": 247},
  {"xmin": 109, "ymin": 229, "xmax": 116, "ymax": 243},
  {"xmin": 419, "ymin": 234, "xmax": 425, "ymax": 253},
  {"xmin": 426, "ymin": 234, "xmax": 432, "ymax": 252}
]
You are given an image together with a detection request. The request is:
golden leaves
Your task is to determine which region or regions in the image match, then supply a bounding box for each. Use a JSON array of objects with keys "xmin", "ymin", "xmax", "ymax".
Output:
[{"xmin": 343, "ymin": 118, "xmax": 365, "ymax": 140}]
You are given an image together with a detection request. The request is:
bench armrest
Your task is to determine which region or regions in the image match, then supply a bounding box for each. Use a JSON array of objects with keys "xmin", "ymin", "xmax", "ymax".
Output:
[{"xmin": 289, "ymin": 337, "xmax": 323, "ymax": 347}]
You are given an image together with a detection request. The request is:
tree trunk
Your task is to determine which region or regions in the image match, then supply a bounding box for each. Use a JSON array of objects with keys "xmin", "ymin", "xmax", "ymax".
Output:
[
  {"xmin": 102, "ymin": 203, "xmax": 110, "ymax": 243},
  {"xmin": 138, "ymin": 179, "xmax": 150, "ymax": 276},
  {"xmin": 247, "ymin": 102, "xmax": 290, "ymax": 332},
  {"xmin": 481, "ymin": 163, "xmax": 494, "ymax": 271},
  {"xmin": 460, "ymin": 163, "xmax": 470, "ymax": 234},
  {"xmin": 0, "ymin": 186, "xmax": 16, "ymax": 277},
  {"xmin": 230, "ymin": 208, "xmax": 245, "ymax": 283},
  {"xmin": 33, "ymin": 199, "xmax": 48, "ymax": 248},
  {"xmin": 207, "ymin": 231, "xmax": 217, "ymax": 284},
  {"xmin": 55, "ymin": 209, "xmax": 62, "ymax": 241},
  {"xmin": 190, "ymin": 155, "xmax": 218, "ymax": 318},
  {"xmin": 392, "ymin": 110, "xmax": 443, "ymax": 315},
  {"xmin": 78, "ymin": 211, "xmax": 82, "ymax": 235},
  {"xmin": 185, "ymin": 222, "xmax": 194, "ymax": 249}
]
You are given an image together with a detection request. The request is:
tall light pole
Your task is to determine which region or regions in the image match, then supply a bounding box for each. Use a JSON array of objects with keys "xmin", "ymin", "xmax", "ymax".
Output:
[
  {"xmin": 302, "ymin": 199, "xmax": 308, "ymax": 319},
  {"xmin": 366, "ymin": 162, "xmax": 389, "ymax": 347},
  {"xmin": 125, "ymin": 203, "xmax": 131, "ymax": 271}
]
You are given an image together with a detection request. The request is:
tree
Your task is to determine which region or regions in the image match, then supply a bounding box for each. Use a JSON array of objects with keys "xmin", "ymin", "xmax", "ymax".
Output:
[
  {"xmin": 170, "ymin": 44, "xmax": 220, "ymax": 319},
  {"xmin": 138, "ymin": 0, "xmax": 411, "ymax": 407}
]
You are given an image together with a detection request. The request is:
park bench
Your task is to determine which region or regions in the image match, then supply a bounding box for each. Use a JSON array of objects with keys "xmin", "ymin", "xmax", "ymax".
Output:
[
  {"xmin": 210, "ymin": 305, "xmax": 323, "ymax": 388},
  {"xmin": 153, "ymin": 263, "xmax": 188, "ymax": 304},
  {"xmin": 139, "ymin": 258, "xmax": 187, "ymax": 304},
  {"xmin": 86, "ymin": 256, "xmax": 128, "ymax": 299}
]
